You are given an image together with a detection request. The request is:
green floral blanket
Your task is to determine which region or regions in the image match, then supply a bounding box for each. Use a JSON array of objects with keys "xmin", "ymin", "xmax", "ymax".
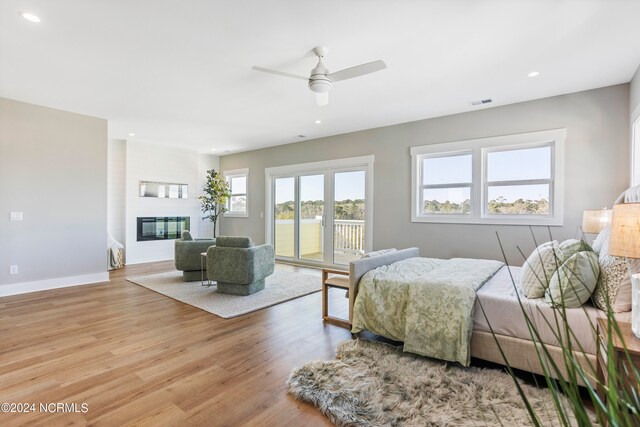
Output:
[{"xmin": 351, "ymin": 257, "xmax": 504, "ymax": 366}]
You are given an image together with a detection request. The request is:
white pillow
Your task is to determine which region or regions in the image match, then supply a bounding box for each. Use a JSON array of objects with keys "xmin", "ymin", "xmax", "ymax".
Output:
[
  {"xmin": 591, "ymin": 226, "xmax": 609, "ymax": 255},
  {"xmin": 361, "ymin": 248, "xmax": 397, "ymax": 259},
  {"xmin": 520, "ymin": 241, "xmax": 562, "ymax": 299}
]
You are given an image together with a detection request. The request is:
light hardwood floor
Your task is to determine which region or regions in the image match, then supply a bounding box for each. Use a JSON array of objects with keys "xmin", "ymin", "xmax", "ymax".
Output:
[{"xmin": 0, "ymin": 262, "xmax": 352, "ymax": 426}]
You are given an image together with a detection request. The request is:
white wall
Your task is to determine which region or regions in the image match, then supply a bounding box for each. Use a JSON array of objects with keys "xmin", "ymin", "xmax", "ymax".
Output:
[
  {"xmin": 107, "ymin": 139, "xmax": 126, "ymax": 250},
  {"xmin": 0, "ymin": 97, "xmax": 108, "ymax": 295},
  {"xmin": 122, "ymin": 141, "xmax": 218, "ymax": 264},
  {"xmin": 631, "ymin": 64, "xmax": 640, "ymax": 186}
]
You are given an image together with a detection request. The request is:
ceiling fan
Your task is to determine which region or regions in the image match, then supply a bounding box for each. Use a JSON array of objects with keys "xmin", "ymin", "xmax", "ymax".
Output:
[{"xmin": 252, "ymin": 47, "xmax": 387, "ymax": 106}]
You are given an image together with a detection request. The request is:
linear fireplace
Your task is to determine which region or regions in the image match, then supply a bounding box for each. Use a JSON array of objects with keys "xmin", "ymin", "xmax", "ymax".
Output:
[{"xmin": 137, "ymin": 217, "xmax": 190, "ymax": 241}]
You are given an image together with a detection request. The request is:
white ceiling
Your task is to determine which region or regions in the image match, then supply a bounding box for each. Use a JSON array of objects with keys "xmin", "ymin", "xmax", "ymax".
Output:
[{"xmin": 2, "ymin": 0, "xmax": 640, "ymax": 155}]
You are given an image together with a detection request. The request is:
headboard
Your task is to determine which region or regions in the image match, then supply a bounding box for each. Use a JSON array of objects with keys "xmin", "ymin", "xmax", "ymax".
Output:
[
  {"xmin": 349, "ymin": 247, "xmax": 420, "ymax": 295},
  {"xmin": 614, "ymin": 185, "xmax": 640, "ymax": 204}
]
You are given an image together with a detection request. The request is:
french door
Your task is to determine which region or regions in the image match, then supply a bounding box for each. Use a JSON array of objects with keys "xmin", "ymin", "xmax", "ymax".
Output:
[{"xmin": 267, "ymin": 157, "xmax": 373, "ymax": 267}]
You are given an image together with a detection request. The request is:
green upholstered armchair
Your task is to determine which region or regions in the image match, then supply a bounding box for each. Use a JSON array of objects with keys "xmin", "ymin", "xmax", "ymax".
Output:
[
  {"xmin": 174, "ymin": 230, "xmax": 216, "ymax": 282},
  {"xmin": 206, "ymin": 236, "xmax": 275, "ymax": 295}
]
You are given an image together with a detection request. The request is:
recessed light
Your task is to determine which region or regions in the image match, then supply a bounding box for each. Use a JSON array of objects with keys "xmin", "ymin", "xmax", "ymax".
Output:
[
  {"xmin": 528, "ymin": 71, "xmax": 540, "ymax": 78},
  {"xmin": 128, "ymin": 133, "xmax": 135, "ymax": 137},
  {"xmin": 315, "ymin": 120, "xmax": 322, "ymax": 124},
  {"xmin": 210, "ymin": 148, "xmax": 216, "ymax": 151},
  {"xmin": 19, "ymin": 11, "xmax": 40, "ymax": 23}
]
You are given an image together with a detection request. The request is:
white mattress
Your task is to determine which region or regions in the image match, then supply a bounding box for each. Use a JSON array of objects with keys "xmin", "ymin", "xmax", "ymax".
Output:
[{"xmin": 473, "ymin": 265, "xmax": 629, "ymax": 355}]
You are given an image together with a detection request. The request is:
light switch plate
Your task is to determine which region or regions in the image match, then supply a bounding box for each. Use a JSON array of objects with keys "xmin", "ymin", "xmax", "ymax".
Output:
[
  {"xmin": 9, "ymin": 265, "xmax": 18, "ymax": 275},
  {"xmin": 10, "ymin": 212, "xmax": 23, "ymax": 221}
]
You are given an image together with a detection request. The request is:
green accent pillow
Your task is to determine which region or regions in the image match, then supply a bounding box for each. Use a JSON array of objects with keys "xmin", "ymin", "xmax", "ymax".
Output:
[
  {"xmin": 545, "ymin": 251, "xmax": 599, "ymax": 308},
  {"xmin": 558, "ymin": 239, "xmax": 593, "ymax": 262}
]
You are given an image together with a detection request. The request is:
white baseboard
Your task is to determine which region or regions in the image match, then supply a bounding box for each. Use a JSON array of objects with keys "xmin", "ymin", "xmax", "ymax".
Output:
[{"xmin": 0, "ymin": 272, "xmax": 110, "ymax": 298}]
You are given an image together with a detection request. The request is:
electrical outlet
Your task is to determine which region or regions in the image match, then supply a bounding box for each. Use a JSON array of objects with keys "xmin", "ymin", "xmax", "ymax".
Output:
[
  {"xmin": 9, "ymin": 265, "xmax": 18, "ymax": 275},
  {"xmin": 10, "ymin": 212, "xmax": 23, "ymax": 221}
]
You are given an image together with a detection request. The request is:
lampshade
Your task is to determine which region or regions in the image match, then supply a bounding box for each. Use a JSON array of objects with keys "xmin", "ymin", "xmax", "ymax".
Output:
[
  {"xmin": 609, "ymin": 203, "xmax": 640, "ymax": 259},
  {"xmin": 582, "ymin": 208, "xmax": 612, "ymax": 234}
]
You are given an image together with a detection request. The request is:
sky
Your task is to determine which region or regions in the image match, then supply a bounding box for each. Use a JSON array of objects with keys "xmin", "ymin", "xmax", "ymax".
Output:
[
  {"xmin": 275, "ymin": 171, "xmax": 365, "ymax": 203},
  {"xmin": 423, "ymin": 146, "xmax": 551, "ymax": 201}
]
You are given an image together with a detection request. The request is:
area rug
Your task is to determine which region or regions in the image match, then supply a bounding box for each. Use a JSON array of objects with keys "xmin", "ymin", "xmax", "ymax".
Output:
[
  {"xmin": 127, "ymin": 270, "xmax": 320, "ymax": 318},
  {"xmin": 288, "ymin": 339, "xmax": 580, "ymax": 427}
]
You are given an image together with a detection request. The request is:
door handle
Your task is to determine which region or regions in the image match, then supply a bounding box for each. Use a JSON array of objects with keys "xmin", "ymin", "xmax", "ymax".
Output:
[{"xmin": 322, "ymin": 214, "xmax": 326, "ymax": 227}]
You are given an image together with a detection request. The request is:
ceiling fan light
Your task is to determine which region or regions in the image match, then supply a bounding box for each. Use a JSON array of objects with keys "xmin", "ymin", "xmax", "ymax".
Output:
[{"xmin": 309, "ymin": 79, "xmax": 332, "ymax": 93}]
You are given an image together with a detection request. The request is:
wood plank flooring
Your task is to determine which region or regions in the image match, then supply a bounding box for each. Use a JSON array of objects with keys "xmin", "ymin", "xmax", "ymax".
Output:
[{"xmin": 0, "ymin": 262, "xmax": 352, "ymax": 426}]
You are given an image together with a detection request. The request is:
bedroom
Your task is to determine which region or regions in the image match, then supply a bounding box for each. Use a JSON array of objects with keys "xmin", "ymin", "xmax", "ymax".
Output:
[{"xmin": 1, "ymin": 0, "xmax": 640, "ymax": 425}]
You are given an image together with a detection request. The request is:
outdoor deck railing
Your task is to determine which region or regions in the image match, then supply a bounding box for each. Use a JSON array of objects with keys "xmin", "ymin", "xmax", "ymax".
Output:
[
  {"xmin": 333, "ymin": 219, "xmax": 365, "ymax": 255},
  {"xmin": 274, "ymin": 219, "xmax": 365, "ymax": 257}
]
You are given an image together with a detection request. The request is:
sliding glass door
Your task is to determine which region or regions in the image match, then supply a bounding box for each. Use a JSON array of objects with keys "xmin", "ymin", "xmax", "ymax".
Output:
[
  {"xmin": 333, "ymin": 170, "xmax": 366, "ymax": 264},
  {"xmin": 268, "ymin": 158, "xmax": 372, "ymax": 267},
  {"xmin": 299, "ymin": 174, "xmax": 325, "ymax": 262},
  {"xmin": 274, "ymin": 177, "xmax": 295, "ymax": 258}
]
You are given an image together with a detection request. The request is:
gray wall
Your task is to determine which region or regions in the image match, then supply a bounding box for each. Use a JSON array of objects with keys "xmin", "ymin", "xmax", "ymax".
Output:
[
  {"xmin": 220, "ymin": 85, "xmax": 630, "ymax": 265},
  {"xmin": 632, "ymin": 65, "xmax": 640, "ymax": 122},
  {"xmin": 0, "ymin": 97, "xmax": 108, "ymax": 286}
]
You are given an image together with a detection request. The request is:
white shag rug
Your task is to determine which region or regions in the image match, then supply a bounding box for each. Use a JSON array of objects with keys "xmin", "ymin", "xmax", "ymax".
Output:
[
  {"xmin": 288, "ymin": 339, "xmax": 582, "ymax": 427},
  {"xmin": 127, "ymin": 270, "xmax": 320, "ymax": 318}
]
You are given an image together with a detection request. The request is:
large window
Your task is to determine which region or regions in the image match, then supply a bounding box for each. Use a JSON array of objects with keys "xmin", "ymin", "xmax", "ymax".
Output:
[
  {"xmin": 411, "ymin": 129, "xmax": 565, "ymax": 225},
  {"xmin": 224, "ymin": 168, "xmax": 248, "ymax": 217}
]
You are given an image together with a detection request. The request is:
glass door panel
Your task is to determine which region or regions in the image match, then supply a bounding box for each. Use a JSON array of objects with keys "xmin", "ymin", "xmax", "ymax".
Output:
[
  {"xmin": 299, "ymin": 174, "xmax": 324, "ymax": 262},
  {"xmin": 334, "ymin": 170, "xmax": 366, "ymax": 264},
  {"xmin": 274, "ymin": 177, "xmax": 295, "ymax": 258}
]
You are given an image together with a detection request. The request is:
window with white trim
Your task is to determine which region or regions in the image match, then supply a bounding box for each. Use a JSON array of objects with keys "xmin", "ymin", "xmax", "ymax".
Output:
[
  {"xmin": 224, "ymin": 168, "xmax": 249, "ymax": 217},
  {"xmin": 411, "ymin": 129, "xmax": 565, "ymax": 225}
]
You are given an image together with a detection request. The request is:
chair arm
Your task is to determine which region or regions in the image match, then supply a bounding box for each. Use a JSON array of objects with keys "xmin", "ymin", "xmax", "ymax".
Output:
[{"xmin": 174, "ymin": 239, "xmax": 216, "ymax": 271}]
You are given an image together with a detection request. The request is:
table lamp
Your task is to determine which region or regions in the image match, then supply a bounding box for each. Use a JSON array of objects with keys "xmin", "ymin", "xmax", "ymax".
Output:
[
  {"xmin": 609, "ymin": 203, "xmax": 640, "ymax": 338},
  {"xmin": 582, "ymin": 208, "xmax": 612, "ymax": 234}
]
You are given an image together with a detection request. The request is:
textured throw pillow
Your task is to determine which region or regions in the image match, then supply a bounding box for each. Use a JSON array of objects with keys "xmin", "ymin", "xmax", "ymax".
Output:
[
  {"xmin": 545, "ymin": 251, "xmax": 599, "ymax": 308},
  {"xmin": 591, "ymin": 225, "xmax": 638, "ymax": 312},
  {"xmin": 520, "ymin": 241, "xmax": 562, "ymax": 299},
  {"xmin": 558, "ymin": 239, "xmax": 593, "ymax": 262},
  {"xmin": 361, "ymin": 248, "xmax": 397, "ymax": 259},
  {"xmin": 181, "ymin": 230, "xmax": 194, "ymax": 241}
]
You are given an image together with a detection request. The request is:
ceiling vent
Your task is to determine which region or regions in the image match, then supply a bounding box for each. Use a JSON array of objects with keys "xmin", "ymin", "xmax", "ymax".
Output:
[{"xmin": 470, "ymin": 98, "xmax": 493, "ymax": 106}]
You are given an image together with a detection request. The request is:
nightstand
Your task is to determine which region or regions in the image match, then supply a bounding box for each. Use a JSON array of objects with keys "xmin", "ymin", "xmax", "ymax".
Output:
[
  {"xmin": 321, "ymin": 268, "xmax": 351, "ymax": 329},
  {"xmin": 596, "ymin": 318, "xmax": 640, "ymax": 403}
]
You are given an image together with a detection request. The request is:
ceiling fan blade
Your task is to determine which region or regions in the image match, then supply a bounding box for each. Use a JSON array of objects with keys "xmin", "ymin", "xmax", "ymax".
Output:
[
  {"xmin": 328, "ymin": 60, "xmax": 387, "ymax": 82},
  {"xmin": 251, "ymin": 66, "xmax": 308, "ymax": 81},
  {"xmin": 315, "ymin": 92, "xmax": 329, "ymax": 106}
]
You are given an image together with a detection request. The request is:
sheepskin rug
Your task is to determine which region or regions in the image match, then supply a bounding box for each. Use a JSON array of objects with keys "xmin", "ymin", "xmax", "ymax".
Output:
[{"xmin": 288, "ymin": 339, "xmax": 575, "ymax": 426}]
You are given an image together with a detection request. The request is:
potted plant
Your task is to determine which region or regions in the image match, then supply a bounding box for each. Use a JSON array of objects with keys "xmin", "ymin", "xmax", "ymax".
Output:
[{"xmin": 198, "ymin": 169, "xmax": 231, "ymax": 238}]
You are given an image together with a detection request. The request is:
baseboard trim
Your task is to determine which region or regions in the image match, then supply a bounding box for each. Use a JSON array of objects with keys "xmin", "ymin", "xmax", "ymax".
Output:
[{"xmin": 0, "ymin": 272, "xmax": 110, "ymax": 298}]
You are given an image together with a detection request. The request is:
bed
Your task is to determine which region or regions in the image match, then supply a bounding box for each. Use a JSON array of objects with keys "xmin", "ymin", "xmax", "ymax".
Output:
[{"xmin": 348, "ymin": 248, "xmax": 630, "ymax": 386}]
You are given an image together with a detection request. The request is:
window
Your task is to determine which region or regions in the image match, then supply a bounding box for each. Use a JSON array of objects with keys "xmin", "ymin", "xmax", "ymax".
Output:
[
  {"xmin": 633, "ymin": 117, "xmax": 640, "ymax": 186},
  {"xmin": 224, "ymin": 168, "xmax": 249, "ymax": 217},
  {"xmin": 420, "ymin": 153, "xmax": 472, "ymax": 215},
  {"xmin": 411, "ymin": 129, "xmax": 565, "ymax": 225}
]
